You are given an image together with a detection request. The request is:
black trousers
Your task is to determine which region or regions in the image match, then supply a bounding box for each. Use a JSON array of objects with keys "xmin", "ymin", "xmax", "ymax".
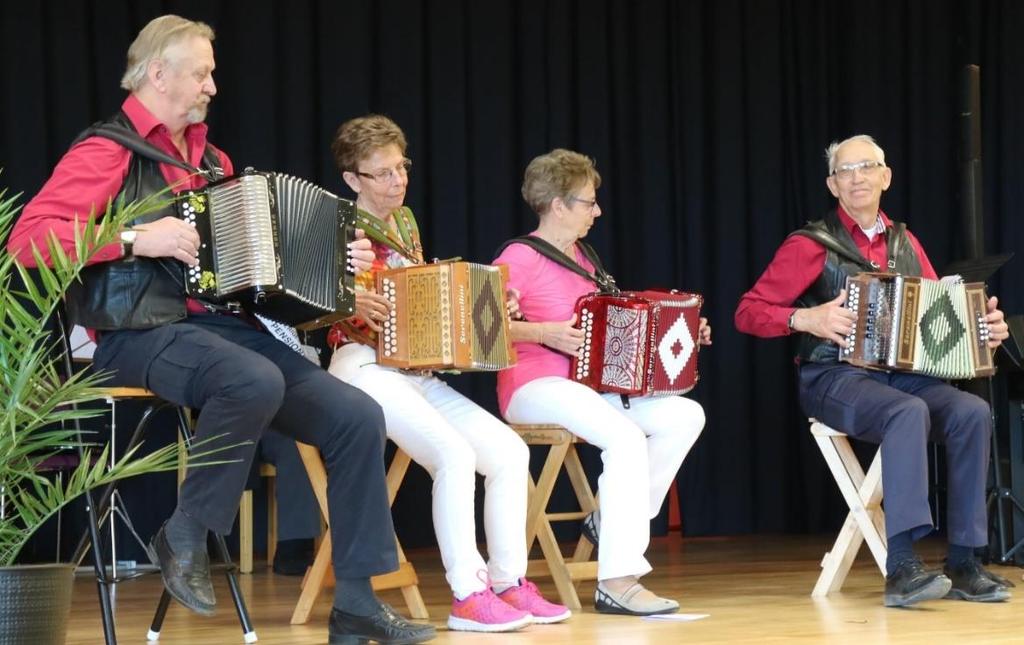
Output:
[
  {"xmin": 93, "ymin": 312, "xmax": 398, "ymax": 578},
  {"xmin": 799, "ymin": 362, "xmax": 991, "ymax": 547}
]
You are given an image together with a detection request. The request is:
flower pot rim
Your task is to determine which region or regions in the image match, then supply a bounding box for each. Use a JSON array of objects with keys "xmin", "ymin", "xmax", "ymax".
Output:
[{"xmin": 0, "ymin": 563, "xmax": 76, "ymax": 573}]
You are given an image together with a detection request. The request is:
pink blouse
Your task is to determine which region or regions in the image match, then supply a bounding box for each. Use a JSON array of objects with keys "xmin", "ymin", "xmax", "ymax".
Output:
[{"xmin": 493, "ymin": 238, "xmax": 599, "ymax": 416}]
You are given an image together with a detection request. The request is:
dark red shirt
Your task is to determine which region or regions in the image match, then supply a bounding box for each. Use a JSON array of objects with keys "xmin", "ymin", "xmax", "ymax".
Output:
[
  {"xmin": 7, "ymin": 94, "xmax": 233, "ymax": 268},
  {"xmin": 734, "ymin": 207, "xmax": 938, "ymax": 338}
]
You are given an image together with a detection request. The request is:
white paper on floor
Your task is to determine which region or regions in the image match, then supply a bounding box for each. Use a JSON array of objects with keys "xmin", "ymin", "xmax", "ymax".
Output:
[{"xmin": 642, "ymin": 613, "xmax": 710, "ymax": 622}]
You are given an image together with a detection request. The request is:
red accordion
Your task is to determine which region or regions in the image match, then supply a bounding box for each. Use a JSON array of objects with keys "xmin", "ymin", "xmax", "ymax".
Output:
[{"xmin": 570, "ymin": 290, "xmax": 703, "ymax": 396}]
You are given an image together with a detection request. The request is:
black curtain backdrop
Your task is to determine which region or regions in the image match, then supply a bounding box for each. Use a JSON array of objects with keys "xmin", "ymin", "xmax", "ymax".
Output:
[{"xmin": 2, "ymin": 1, "xmax": 1022, "ymax": 555}]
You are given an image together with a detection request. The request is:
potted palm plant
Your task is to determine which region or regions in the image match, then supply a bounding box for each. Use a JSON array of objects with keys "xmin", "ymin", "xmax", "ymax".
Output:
[{"xmin": 0, "ymin": 184, "xmax": 222, "ymax": 644}]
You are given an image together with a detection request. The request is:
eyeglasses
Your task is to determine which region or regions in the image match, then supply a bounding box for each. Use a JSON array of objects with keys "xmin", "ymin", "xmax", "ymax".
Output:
[
  {"xmin": 568, "ymin": 196, "xmax": 599, "ymax": 212},
  {"xmin": 832, "ymin": 160, "xmax": 885, "ymax": 181},
  {"xmin": 355, "ymin": 158, "xmax": 412, "ymax": 183}
]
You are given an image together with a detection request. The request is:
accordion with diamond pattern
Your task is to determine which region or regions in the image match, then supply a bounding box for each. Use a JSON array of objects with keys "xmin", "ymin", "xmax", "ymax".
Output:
[
  {"xmin": 840, "ymin": 272, "xmax": 994, "ymax": 379},
  {"xmin": 571, "ymin": 290, "xmax": 703, "ymax": 396},
  {"xmin": 376, "ymin": 262, "xmax": 516, "ymax": 371}
]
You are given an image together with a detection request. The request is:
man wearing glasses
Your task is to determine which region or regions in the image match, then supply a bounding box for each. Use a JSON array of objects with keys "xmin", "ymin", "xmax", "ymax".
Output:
[{"xmin": 734, "ymin": 134, "xmax": 1011, "ymax": 607}]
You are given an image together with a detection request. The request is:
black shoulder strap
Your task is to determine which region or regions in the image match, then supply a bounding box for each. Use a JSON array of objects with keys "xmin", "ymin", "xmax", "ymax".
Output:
[
  {"xmin": 791, "ymin": 215, "xmax": 910, "ymax": 272},
  {"xmin": 74, "ymin": 117, "xmax": 221, "ymax": 180},
  {"xmin": 494, "ymin": 235, "xmax": 619, "ymax": 293},
  {"xmin": 885, "ymin": 220, "xmax": 907, "ymax": 270},
  {"xmin": 576, "ymin": 240, "xmax": 611, "ymax": 278},
  {"xmin": 789, "ymin": 225, "xmax": 875, "ymax": 271}
]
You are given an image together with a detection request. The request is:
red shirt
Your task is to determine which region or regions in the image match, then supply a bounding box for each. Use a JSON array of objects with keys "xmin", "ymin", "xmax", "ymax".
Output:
[
  {"xmin": 7, "ymin": 94, "xmax": 233, "ymax": 268},
  {"xmin": 734, "ymin": 207, "xmax": 938, "ymax": 338}
]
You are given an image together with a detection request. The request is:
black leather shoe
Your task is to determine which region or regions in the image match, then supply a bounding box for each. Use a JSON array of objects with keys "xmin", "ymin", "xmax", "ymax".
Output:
[
  {"xmin": 328, "ymin": 604, "xmax": 436, "ymax": 644},
  {"xmin": 980, "ymin": 566, "xmax": 1016, "ymax": 588},
  {"xmin": 884, "ymin": 557, "xmax": 951, "ymax": 607},
  {"xmin": 272, "ymin": 538, "xmax": 314, "ymax": 576},
  {"xmin": 148, "ymin": 523, "xmax": 216, "ymax": 616},
  {"xmin": 944, "ymin": 559, "xmax": 1012, "ymax": 602}
]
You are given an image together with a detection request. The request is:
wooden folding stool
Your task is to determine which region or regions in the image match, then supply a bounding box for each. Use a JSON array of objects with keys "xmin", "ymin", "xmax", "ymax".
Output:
[
  {"xmin": 810, "ymin": 418, "xmax": 887, "ymax": 596},
  {"xmin": 289, "ymin": 442, "xmax": 428, "ymax": 624},
  {"xmin": 511, "ymin": 424, "xmax": 599, "ymax": 611}
]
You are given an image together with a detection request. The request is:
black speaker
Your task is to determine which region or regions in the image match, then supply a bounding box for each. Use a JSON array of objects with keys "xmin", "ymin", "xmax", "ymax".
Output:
[{"xmin": 959, "ymin": 64, "xmax": 984, "ymax": 260}]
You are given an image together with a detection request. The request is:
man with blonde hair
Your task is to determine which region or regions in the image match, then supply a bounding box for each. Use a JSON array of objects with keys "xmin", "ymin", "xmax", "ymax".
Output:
[
  {"xmin": 736, "ymin": 134, "xmax": 1012, "ymax": 608},
  {"xmin": 7, "ymin": 14, "xmax": 434, "ymax": 644}
]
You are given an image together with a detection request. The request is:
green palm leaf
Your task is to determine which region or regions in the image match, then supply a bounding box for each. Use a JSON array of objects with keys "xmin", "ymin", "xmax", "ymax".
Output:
[{"xmin": 0, "ymin": 177, "xmax": 244, "ymax": 566}]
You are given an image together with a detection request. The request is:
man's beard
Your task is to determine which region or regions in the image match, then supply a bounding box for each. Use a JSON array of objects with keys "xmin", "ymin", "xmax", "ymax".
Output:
[{"xmin": 186, "ymin": 101, "xmax": 209, "ymax": 124}]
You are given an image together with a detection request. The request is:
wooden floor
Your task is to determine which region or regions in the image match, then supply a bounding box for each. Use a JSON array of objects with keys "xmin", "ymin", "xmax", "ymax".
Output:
[{"xmin": 66, "ymin": 534, "xmax": 1024, "ymax": 644}]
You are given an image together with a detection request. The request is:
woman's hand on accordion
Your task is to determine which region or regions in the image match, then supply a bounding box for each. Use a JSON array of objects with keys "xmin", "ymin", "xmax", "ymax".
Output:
[
  {"xmin": 354, "ymin": 290, "xmax": 393, "ymax": 332},
  {"xmin": 792, "ymin": 289, "xmax": 857, "ymax": 348},
  {"xmin": 506, "ymin": 287, "xmax": 524, "ymax": 321},
  {"xmin": 132, "ymin": 216, "xmax": 201, "ymax": 266},
  {"xmin": 698, "ymin": 317, "xmax": 712, "ymax": 345},
  {"xmin": 347, "ymin": 231, "xmax": 375, "ymax": 275},
  {"xmin": 541, "ymin": 315, "xmax": 586, "ymax": 355},
  {"xmin": 986, "ymin": 296, "xmax": 1009, "ymax": 349}
]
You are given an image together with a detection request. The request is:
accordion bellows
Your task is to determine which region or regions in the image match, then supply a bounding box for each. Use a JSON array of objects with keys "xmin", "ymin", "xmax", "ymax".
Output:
[
  {"xmin": 571, "ymin": 290, "xmax": 703, "ymax": 396},
  {"xmin": 376, "ymin": 262, "xmax": 516, "ymax": 371},
  {"xmin": 840, "ymin": 272, "xmax": 994, "ymax": 379},
  {"xmin": 178, "ymin": 171, "xmax": 355, "ymax": 329}
]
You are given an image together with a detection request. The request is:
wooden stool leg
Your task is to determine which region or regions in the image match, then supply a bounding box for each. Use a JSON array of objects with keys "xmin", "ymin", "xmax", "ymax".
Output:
[
  {"xmin": 525, "ymin": 441, "xmax": 583, "ymax": 611},
  {"xmin": 266, "ymin": 475, "xmax": 277, "ymax": 566},
  {"xmin": 239, "ymin": 490, "xmax": 253, "ymax": 574},
  {"xmin": 833, "ymin": 435, "xmax": 887, "ymax": 573},
  {"xmin": 857, "ymin": 450, "xmax": 887, "ymax": 573},
  {"xmin": 382, "ymin": 450, "xmax": 428, "ymax": 619},
  {"xmin": 526, "ymin": 442, "xmax": 570, "ymax": 547},
  {"xmin": 563, "ymin": 446, "xmax": 597, "ymax": 564},
  {"xmin": 292, "ymin": 443, "xmax": 332, "ymax": 625},
  {"xmin": 811, "ymin": 428, "xmax": 887, "ymax": 597},
  {"xmin": 291, "ymin": 534, "xmax": 332, "ymax": 625},
  {"xmin": 290, "ymin": 443, "xmax": 428, "ymax": 623}
]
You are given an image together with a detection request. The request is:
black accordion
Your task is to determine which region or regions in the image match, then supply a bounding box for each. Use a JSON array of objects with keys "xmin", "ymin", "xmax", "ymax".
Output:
[
  {"xmin": 176, "ymin": 170, "xmax": 356, "ymax": 329},
  {"xmin": 840, "ymin": 272, "xmax": 995, "ymax": 379}
]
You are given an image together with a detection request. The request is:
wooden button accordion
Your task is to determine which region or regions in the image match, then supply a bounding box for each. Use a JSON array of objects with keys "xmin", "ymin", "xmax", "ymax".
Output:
[{"xmin": 840, "ymin": 272, "xmax": 995, "ymax": 379}]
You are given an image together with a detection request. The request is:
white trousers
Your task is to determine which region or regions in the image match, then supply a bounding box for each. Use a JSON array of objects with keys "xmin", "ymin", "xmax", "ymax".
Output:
[
  {"xmin": 329, "ymin": 343, "xmax": 529, "ymax": 598},
  {"xmin": 506, "ymin": 376, "xmax": 704, "ymax": 580}
]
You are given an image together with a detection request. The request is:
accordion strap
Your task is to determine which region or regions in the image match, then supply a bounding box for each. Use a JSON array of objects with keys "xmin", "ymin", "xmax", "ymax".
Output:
[
  {"xmin": 790, "ymin": 226, "xmax": 874, "ymax": 270},
  {"xmin": 791, "ymin": 215, "xmax": 909, "ymax": 272},
  {"xmin": 74, "ymin": 115, "xmax": 223, "ymax": 181},
  {"xmin": 885, "ymin": 221, "xmax": 907, "ymax": 269},
  {"xmin": 495, "ymin": 235, "xmax": 619, "ymax": 294},
  {"xmin": 356, "ymin": 206, "xmax": 424, "ymax": 263}
]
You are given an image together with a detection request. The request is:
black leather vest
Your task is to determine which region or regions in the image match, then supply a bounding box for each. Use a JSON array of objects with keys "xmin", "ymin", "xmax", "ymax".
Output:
[
  {"xmin": 794, "ymin": 210, "xmax": 922, "ymax": 363},
  {"xmin": 65, "ymin": 112, "xmax": 222, "ymax": 330}
]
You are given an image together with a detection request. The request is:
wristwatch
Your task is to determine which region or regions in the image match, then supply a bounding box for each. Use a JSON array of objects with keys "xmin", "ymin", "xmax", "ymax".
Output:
[
  {"xmin": 787, "ymin": 309, "xmax": 797, "ymax": 331},
  {"xmin": 120, "ymin": 229, "xmax": 138, "ymax": 259}
]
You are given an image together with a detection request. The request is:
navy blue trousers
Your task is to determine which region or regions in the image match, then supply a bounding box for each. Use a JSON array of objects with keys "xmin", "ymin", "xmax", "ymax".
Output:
[
  {"xmin": 259, "ymin": 432, "xmax": 321, "ymax": 542},
  {"xmin": 799, "ymin": 362, "xmax": 991, "ymax": 547},
  {"xmin": 93, "ymin": 312, "xmax": 398, "ymax": 578}
]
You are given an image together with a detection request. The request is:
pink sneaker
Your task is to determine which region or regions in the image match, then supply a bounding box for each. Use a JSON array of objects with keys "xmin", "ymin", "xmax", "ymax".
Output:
[
  {"xmin": 497, "ymin": 578, "xmax": 572, "ymax": 624},
  {"xmin": 447, "ymin": 588, "xmax": 532, "ymax": 632}
]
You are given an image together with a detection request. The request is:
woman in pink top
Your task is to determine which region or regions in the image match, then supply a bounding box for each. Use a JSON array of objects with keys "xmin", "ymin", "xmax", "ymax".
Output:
[{"xmin": 494, "ymin": 149, "xmax": 710, "ymax": 616}]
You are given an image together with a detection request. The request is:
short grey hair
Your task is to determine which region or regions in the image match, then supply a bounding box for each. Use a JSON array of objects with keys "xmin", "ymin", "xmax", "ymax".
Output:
[
  {"xmin": 521, "ymin": 149, "xmax": 602, "ymax": 216},
  {"xmin": 120, "ymin": 15, "xmax": 215, "ymax": 92},
  {"xmin": 824, "ymin": 134, "xmax": 886, "ymax": 175}
]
